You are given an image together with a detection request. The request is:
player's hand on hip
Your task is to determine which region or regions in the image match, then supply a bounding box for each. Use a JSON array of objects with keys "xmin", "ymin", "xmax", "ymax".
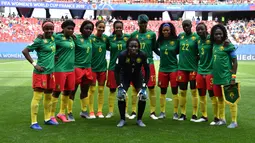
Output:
[{"xmin": 34, "ymin": 65, "xmax": 45, "ymax": 72}]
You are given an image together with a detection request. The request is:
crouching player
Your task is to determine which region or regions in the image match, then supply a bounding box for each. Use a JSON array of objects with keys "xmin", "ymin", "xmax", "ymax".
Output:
[
  {"xmin": 22, "ymin": 20, "xmax": 58, "ymax": 130},
  {"xmin": 115, "ymin": 38, "xmax": 150, "ymax": 127}
]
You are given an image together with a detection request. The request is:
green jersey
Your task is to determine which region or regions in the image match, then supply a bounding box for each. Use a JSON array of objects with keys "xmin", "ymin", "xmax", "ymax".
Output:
[
  {"xmin": 178, "ymin": 32, "xmax": 199, "ymax": 71},
  {"xmin": 131, "ymin": 30, "xmax": 156, "ymax": 64},
  {"xmin": 54, "ymin": 33, "xmax": 75, "ymax": 72},
  {"xmin": 27, "ymin": 37, "xmax": 56, "ymax": 74},
  {"xmin": 108, "ymin": 34, "xmax": 130, "ymax": 70},
  {"xmin": 198, "ymin": 35, "xmax": 213, "ymax": 74},
  {"xmin": 91, "ymin": 34, "xmax": 109, "ymax": 72},
  {"xmin": 158, "ymin": 39, "xmax": 179, "ymax": 72},
  {"xmin": 212, "ymin": 43, "xmax": 236, "ymax": 85},
  {"xmin": 74, "ymin": 34, "xmax": 92, "ymax": 68}
]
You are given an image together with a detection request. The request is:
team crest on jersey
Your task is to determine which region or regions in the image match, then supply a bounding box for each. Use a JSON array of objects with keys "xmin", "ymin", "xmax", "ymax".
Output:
[
  {"xmin": 146, "ymin": 34, "xmax": 151, "ymax": 39},
  {"xmin": 80, "ymin": 38, "xmax": 84, "ymax": 43},
  {"xmin": 136, "ymin": 35, "xmax": 139, "ymax": 38},
  {"xmin": 220, "ymin": 46, "xmax": 224, "ymax": 51},
  {"xmin": 56, "ymin": 84, "xmax": 60, "ymax": 90},
  {"xmin": 191, "ymin": 36, "xmax": 196, "ymax": 41},
  {"xmin": 42, "ymin": 81, "xmax": 46, "ymax": 87},
  {"xmin": 181, "ymin": 36, "xmax": 184, "ymax": 39},
  {"xmin": 136, "ymin": 58, "xmax": 141, "ymax": 63},
  {"xmin": 126, "ymin": 58, "xmax": 130, "ymax": 63},
  {"xmin": 43, "ymin": 39, "xmax": 48, "ymax": 44},
  {"xmin": 124, "ymin": 37, "xmax": 128, "ymax": 41},
  {"xmin": 170, "ymin": 41, "xmax": 175, "ymax": 45},
  {"xmin": 62, "ymin": 37, "xmax": 66, "ymax": 40},
  {"xmin": 206, "ymin": 40, "xmax": 211, "ymax": 44}
]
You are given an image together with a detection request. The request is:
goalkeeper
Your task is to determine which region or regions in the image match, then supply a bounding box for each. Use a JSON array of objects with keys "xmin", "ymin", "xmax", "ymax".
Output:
[{"xmin": 115, "ymin": 38, "xmax": 150, "ymax": 127}]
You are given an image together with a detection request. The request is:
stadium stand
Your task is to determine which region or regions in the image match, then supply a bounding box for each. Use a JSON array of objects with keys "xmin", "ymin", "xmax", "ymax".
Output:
[{"xmin": 0, "ymin": 17, "xmax": 254, "ymax": 43}]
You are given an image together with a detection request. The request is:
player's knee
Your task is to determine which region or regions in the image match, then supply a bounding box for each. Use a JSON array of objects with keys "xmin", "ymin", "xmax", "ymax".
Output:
[
  {"xmin": 179, "ymin": 82, "xmax": 188, "ymax": 90},
  {"xmin": 161, "ymin": 88, "xmax": 167, "ymax": 94},
  {"xmin": 171, "ymin": 87, "xmax": 178, "ymax": 95},
  {"xmin": 190, "ymin": 80, "xmax": 196, "ymax": 89},
  {"xmin": 148, "ymin": 86, "xmax": 154, "ymax": 89},
  {"xmin": 89, "ymin": 86, "xmax": 96, "ymax": 92},
  {"xmin": 110, "ymin": 88, "xmax": 116, "ymax": 93}
]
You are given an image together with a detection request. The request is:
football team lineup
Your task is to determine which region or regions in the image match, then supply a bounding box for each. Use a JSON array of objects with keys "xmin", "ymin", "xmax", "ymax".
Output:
[{"xmin": 19, "ymin": 14, "xmax": 242, "ymax": 131}]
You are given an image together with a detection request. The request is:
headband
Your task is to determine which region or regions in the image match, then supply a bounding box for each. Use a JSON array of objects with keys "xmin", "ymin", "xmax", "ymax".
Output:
[
  {"xmin": 42, "ymin": 22, "xmax": 54, "ymax": 28},
  {"xmin": 163, "ymin": 23, "xmax": 170, "ymax": 28}
]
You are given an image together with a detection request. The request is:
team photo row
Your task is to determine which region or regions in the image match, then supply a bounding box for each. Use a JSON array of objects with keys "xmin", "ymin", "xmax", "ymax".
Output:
[{"xmin": 21, "ymin": 14, "xmax": 240, "ymax": 130}]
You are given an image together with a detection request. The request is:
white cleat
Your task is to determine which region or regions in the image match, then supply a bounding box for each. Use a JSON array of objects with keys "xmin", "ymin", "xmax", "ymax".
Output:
[
  {"xmin": 150, "ymin": 113, "xmax": 158, "ymax": 120},
  {"xmin": 129, "ymin": 112, "xmax": 136, "ymax": 120},
  {"xmin": 194, "ymin": 116, "xmax": 208, "ymax": 123},
  {"xmin": 172, "ymin": 113, "xmax": 178, "ymax": 120},
  {"xmin": 158, "ymin": 112, "xmax": 166, "ymax": 119},
  {"xmin": 97, "ymin": 112, "xmax": 105, "ymax": 118},
  {"xmin": 216, "ymin": 120, "xmax": 227, "ymax": 126},
  {"xmin": 227, "ymin": 122, "xmax": 238, "ymax": 128},
  {"xmin": 210, "ymin": 118, "xmax": 219, "ymax": 126},
  {"xmin": 105, "ymin": 112, "xmax": 113, "ymax": 118},
  {"xmin": 89, "ymin": 112, "xmax": 96, "ymax": 119},
  {"xmin": 125, "ymin": 113, "xmax": 130, "ymax": 118}
]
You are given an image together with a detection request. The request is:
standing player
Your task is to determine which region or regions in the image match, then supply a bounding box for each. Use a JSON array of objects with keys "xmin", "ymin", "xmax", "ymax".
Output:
[
  {"xmin": 106, "ymin": 21, "xmax": 130, "ymax": 118},
  {"xmin": 22, "ymin": 20, "xmax": 57, "ymax": 130},
  {"xmin": 156, "ymin": 22, "xmax": 179, "ymax": 119},
  {"xmin": 177, "ymin": 20, "xmax": 199, "ymax": 121},
  {"xmin": 50, "ymin": 20, "xmax": 76, "ymax": 123},
  {"xmin": 115, "ymin": 38, "xmax": 150, "ymax": 127},
  {"xmin": 210, "ymin": 24, "xmax": 238, "ymax": 128},
  {"xmin": 130, "ymin": 14, "xmax": 160, "ymax": 120},
  {"xmin": 195, "ymin": 22, "xmax": 219, "ymax": 123},
  {"xmin": 67, "ymin": 20, "xmax": 94, "ymax": 121},
  {"xmin": 88, "ymin": 20, "xmax": 109, "ymax": 118}
]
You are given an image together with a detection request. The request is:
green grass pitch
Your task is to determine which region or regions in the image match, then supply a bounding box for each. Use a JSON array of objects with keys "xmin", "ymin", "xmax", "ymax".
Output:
[{"xmin": 0, "ymin": 59, "xmax": 254, "ymax": 143}]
